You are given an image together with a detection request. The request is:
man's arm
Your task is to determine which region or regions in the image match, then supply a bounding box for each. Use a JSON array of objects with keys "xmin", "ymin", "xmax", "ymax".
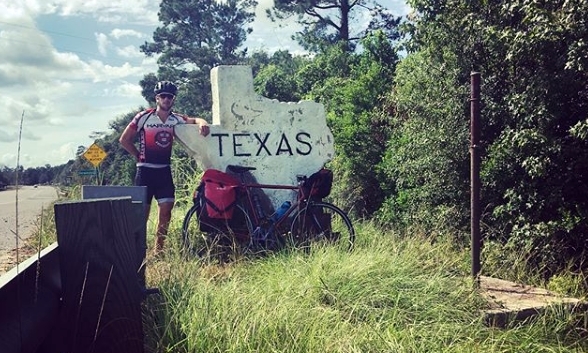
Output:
[
  {"xmin": 186, "ymin": 117, "xmax": 210, "ymax": 137},
  {"xmin": 119, "ymin": 125, "xmax": 140, "ymax": 161}
]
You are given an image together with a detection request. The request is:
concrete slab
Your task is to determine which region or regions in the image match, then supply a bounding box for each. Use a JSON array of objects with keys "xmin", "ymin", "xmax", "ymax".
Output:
[{"xmin": 479, "ymin": 275, "xmax": 587, "ymax": 327}]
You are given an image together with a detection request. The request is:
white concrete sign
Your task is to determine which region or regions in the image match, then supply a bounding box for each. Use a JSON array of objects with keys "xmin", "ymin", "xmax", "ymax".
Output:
[{"xmin": 175, "ymin": 65, "xmax": 334, "ymax": 209}]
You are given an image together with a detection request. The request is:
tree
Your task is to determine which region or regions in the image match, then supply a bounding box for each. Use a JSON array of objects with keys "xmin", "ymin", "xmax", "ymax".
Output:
[
  {"xmin": 0, "ymin": 167, "xmax": 10, "ymax": 187},
  {"xmin": 379, "ymin": 49, "xmax": 470, "ymax": 232},
  {"xmin": 392, "ymin": 0, "xmax": 588, "ymax": 276},
  {"xmin": 76, "ymin": 146, "xmax": 86, "ymax": 157},
  {"xmin": 267, "ymin": 0, "xmax": 401, "ymax": 52},
  {"xmin": 298, "ymin": 33, "xmax": 399, "ymax": 217},
  {"xmin": 140, "ymin": 0, "xmax": 258, "ymax": 116},
  {"xmin": 250, "ymin": 50, "xmax": 309, "ymax": 101},
  {"xmin": 98, "ymin": 110, "xmax": 144, "ymax": 186},
  {"xmin": 89, "ymin": 131, "xmax": 107, "ymax": 140}
]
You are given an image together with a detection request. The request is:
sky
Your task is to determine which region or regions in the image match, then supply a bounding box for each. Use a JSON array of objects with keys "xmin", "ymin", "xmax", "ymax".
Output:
[{"xmin": 0, "ymin": 0, "xmax": 410, "ymax": 169}]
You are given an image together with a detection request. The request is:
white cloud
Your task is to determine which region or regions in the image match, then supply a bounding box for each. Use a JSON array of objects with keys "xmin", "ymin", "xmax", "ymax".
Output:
[
  {"xmin": 95, "ymin": 32, "xmax": 110, "ymax": 56},
  {"xmin": 0, "ymin": 1, "xmax": 159, "ymax": 28},
  {"xmin": 0, "ymin": 2, "xmax": 158, "ymax": 167},
  {"xmin": 0, "ymin": 0, "xmax": 411, "ymax": 168},
  {"xmin": 56, "ymin": 142, "xmax": 77, "ymax": 162},
  {"xmin": 111, "ymin": 28, "xmax": 144, "ymax": 39},
  {"xmin": 116, "ymin": 45, "xmax": 143, "ymax": 58},
  {"xmin": 1, "ymin": 141, "xmax": 79, "ymax": 168},
  {"xmin": 1, "ymin": 3, "xmax": 33, "ymax": 19},
  {"xmin": 2, "ymin": 96, "xmax": 57, "ymax": 146},
  {"xmin": 0, "ymin": 130, "xmax": 17, "ymax": 144},
  {"xmin": 87, "ymin": 61, "xmax": 150, "ymax": 83},
  {"xmin": 1, "ymin": 153, "xmax": 18, "ymax": 168},
  {"xmin": 0, "ymin": 26, "xmax": 52, "ymax": 65},
  {"xmin": 112, "ymin": 81, "xmax": 143, "ymax": 97},
  {"xmin": 0, "ymin": 22, "xmax": 105, "ymax": 88},
  {"xmin": 48, "ymin": 117, "xmax": 66, "ymax": 126}
]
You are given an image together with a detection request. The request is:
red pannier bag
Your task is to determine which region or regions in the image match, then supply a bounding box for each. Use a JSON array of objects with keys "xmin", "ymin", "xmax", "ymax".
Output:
[{"xmin": 200, "ymin": 169, "xmax": 240, "ymax": 219}]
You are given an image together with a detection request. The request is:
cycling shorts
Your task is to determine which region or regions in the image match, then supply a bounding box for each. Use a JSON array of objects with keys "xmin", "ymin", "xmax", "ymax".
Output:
[{"xmin": 135, "ymin": 166, "xmax": 175, "ymax": 204}]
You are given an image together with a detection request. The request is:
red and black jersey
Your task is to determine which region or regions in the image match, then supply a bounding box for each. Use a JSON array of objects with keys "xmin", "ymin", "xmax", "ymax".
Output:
[{"xmin": 128, "ymin": 108, "xmax": 189, "ymax": 167}]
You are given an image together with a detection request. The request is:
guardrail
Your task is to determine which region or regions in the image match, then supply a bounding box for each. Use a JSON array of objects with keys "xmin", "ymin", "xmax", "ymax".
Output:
[
  {"xmin": 0, "ymin": 193, "xmax": 148, "ymax": 353},
  {"xmin": 0, "ymin": 243, "xmax": 61, "ymax": 352}
]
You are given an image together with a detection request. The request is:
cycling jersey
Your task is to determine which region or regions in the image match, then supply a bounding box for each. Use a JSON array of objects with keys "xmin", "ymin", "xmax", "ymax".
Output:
[{"xmin": 128, "ymin": 108, "xmax": 189, "ymax": 167}]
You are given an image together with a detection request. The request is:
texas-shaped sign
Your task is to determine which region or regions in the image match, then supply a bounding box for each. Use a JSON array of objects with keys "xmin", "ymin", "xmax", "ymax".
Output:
[{"xmin": 175, "ymin": 65, "xmax": 335, "ymax": 209}]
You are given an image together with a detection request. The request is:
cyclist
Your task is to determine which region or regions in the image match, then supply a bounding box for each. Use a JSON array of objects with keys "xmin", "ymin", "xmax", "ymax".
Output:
[{"xmin": 119, "ymin": 80, "xmax": 210, "ymax": 254}]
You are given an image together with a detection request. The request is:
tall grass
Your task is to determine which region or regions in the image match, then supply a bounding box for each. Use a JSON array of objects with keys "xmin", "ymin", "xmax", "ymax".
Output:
[
  {"xmin": 22, "ymin": 166, "xmax": 588, "ymax": 352},
  {"xmin": 141, "ymin": 219, "xmax": 588, "ymax": 353}
]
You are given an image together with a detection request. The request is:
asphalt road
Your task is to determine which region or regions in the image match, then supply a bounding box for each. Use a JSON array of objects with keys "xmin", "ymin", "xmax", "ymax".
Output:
[{"xmin": 0, "ymin": 185, "xmax": 59, "ymax": 253}]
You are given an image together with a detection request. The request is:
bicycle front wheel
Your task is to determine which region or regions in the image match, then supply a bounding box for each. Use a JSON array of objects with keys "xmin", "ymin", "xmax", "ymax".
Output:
[{"xmin": 289, "ymin": 201, "xmax": 355, "ymax": 251}]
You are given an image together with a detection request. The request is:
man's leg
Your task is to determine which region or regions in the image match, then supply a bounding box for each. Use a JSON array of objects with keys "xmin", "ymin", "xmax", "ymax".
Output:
[
  {"xmin": 155, "ymin": 201, "xmax": 174, "ymax": 253},
  {"xmin": 135, "ymin": 166, "xmax": 154, "ymax": 230}
]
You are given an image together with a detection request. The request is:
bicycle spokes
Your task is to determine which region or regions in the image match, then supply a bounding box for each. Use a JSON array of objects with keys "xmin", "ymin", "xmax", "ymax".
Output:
[{"xmin": 289, "ymin": 202, "xmax": 354, "ymax": 251}]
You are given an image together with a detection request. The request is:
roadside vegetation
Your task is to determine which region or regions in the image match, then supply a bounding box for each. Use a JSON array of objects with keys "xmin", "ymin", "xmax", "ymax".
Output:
[
  {"xmin": 3, "ymin": 0, "xmax": 588, "ymax": 350},
  {"xmin": 26, "ymin": 197, "xmax": 588, "ymax": 352}
]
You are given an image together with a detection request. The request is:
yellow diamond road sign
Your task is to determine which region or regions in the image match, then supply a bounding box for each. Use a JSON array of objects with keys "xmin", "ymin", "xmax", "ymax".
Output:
[{"xmin": 83, "ymin": 143, "xmax": 107, "ymax": 167}]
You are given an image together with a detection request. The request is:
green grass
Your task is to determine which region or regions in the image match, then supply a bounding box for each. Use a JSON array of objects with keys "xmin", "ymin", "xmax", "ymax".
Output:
[
  {"xmin": 25, "ymin": 193, "xmax": 588, "ymax": 352},
  {"xmin": 140, "ymin": 216, "xmax": 588, "ymax": 353}
]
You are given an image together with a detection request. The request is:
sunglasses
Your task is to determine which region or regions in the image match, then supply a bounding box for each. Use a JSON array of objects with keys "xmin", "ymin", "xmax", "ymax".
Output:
[{"xmin": 158, "ymin": 93, "xmax": 175, "ymax": 100}]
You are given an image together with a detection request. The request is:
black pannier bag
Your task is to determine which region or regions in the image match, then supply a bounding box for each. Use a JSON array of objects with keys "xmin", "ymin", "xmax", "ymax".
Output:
[{"xmin": 303, "ymin": 168, "xmax": 333, "ymax": 199}]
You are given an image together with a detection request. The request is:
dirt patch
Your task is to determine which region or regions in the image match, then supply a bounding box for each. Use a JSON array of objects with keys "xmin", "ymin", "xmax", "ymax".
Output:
[
  {"xmin": 0, "ymin": 246, "xmax": 39, "ymax": 275},
  {"xmin": 0, "ymin": 185, "xmax": 58, "ymax": 276}
]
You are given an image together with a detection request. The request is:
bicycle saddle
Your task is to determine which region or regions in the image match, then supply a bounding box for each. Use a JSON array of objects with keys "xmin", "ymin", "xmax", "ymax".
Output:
[{"xmin": 227, "ymin": 165, "xmax": 257, "ymax": 174}]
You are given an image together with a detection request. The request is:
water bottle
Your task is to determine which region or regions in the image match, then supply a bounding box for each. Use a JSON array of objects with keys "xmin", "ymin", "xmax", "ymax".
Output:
[{"xmin": 270, "ymin": 201, "xmax": 291, "ymax": 223}]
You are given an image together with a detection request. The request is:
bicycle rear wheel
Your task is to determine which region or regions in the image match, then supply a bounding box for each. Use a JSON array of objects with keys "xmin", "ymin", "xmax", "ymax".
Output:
[
  {"xmin": 289, "ymin": 201, "xmax": 355, "ymax": 251},
  {"xmin": 181, "ymin": 203, "xmax": 253, "ymax": 259},
  {"xmin": 181, "ymin": 204, "xmax": 209, "ymax": 257}
]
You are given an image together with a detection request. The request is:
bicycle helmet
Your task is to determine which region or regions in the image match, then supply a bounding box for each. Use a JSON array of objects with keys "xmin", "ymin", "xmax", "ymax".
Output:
[{"xmin": 154, "ymin": 81, "xmax": 178, "ymax": 95}]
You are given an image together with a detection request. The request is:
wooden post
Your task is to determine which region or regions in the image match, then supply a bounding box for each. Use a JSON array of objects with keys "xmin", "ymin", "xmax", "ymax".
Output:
[
  {"xmin": 81, "ymin": 185, "xmax": 148, "ymax": 290},
  {"xmin": 54, "ymin": 197, "xmax": 144, "ymax": 353}
]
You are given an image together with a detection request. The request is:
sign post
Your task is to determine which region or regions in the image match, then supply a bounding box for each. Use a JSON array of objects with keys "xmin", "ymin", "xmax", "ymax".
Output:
[
  {"xmin": 78, "ymin": 169, "xmax": 97, "ymax": 176},
  {"xmin": 83, "ymin": 143, "xmax": 107, "ymax": 184},
  {"xmin": 470, "ymin": 72, "xmax": 481, "ymax": 287}
]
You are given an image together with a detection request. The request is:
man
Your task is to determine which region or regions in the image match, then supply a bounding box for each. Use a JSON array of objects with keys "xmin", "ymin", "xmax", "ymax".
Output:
[{"xmin": 119, "ymin": 80, "xmax": 210, "ymax": 254}]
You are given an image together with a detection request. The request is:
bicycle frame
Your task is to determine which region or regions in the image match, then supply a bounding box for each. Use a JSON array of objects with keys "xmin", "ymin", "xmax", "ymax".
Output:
[
  {"xmin": 182, "ymin": 165, "xmax": 355, "ymax": 255},
  {"xmin": 237, "ymin": 180, "xmax": 308, "ymax": 230}
]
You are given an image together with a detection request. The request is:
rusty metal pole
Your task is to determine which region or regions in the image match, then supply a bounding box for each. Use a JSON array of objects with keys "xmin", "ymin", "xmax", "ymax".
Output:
[{"xmin": 470, "ymin": 72, "xmax": 481, "ymax": 286}]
